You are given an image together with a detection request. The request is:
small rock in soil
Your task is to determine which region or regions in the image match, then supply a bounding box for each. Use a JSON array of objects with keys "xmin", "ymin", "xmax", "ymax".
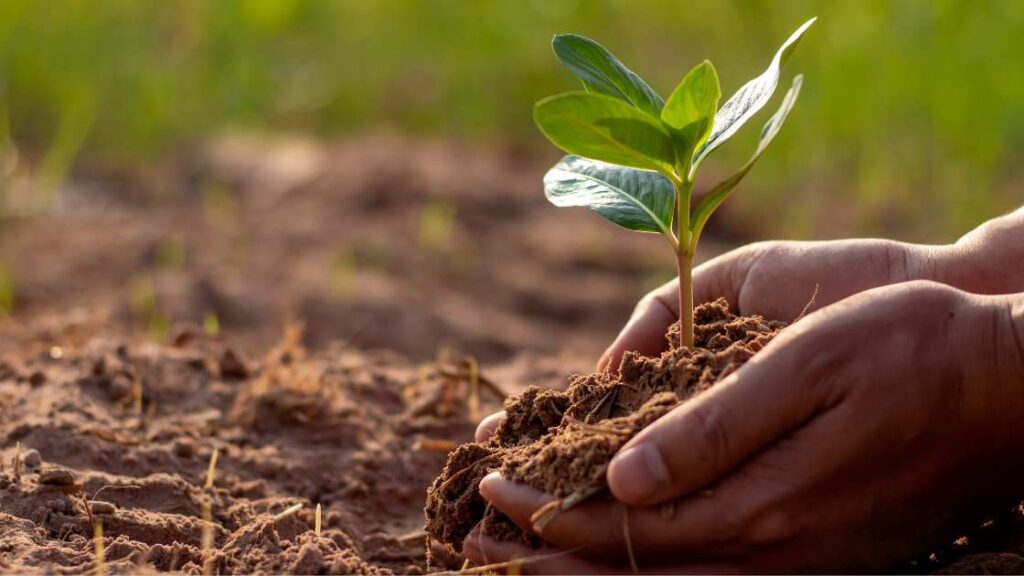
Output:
[
  {"xmin": 39, "ymin": 467, "xmax": 76, "ymax": 486},
  {"xmin": 21, "ymin": 449, "xmax": 42, "ymax": 470},
  {"xmin": 220, "ymin": 348, "xmax": 250, "ymax": 379}
]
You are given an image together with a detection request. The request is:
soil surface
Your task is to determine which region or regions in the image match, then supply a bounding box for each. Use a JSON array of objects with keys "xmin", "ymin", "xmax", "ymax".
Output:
[
  {"xmin": 2, "ymin": 135, "xmax": 1024, "ymax": 573},
  {"xmin": 0, "ymin": 314, "xmax": 511, "ymax": 574}
]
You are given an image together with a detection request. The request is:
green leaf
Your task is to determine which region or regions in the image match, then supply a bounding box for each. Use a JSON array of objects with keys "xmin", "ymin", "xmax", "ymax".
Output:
[
  {"xmin": 534, "ymin": 92, "xmax": 677, "ymax": 174},
  {"xmin": 692, "ymin": 17, "xmax": 815, "ymax": 171},
  {"xmin": 552, "ymin": 34, "xmax": 664, "ymax": 117},
  {"xmin": 689, "ymin": 75, "xmax": 803, "ymax": 242},
  {"xmin": 544, "ymin": 155, "xmax": 675, "ymax": 239},
  {"xmin": 661, "ymin": 60, "xmax": 721, "ymax": 159}
]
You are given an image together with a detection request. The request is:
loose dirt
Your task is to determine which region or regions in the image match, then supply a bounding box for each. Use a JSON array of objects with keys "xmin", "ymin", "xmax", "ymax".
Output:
[
  {"xmin": 0, "ymin": 314, "xmax": 510, "ymax": 574},
  {"xmin": 425, "ymin": 298, "xmax": 783, "ymax": 553}
]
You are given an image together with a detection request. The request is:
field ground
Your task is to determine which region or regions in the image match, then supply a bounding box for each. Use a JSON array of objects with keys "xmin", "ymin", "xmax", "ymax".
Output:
[{"xmin": 0, "ymin": 136, "xmax": 1022, "ymax": 573}]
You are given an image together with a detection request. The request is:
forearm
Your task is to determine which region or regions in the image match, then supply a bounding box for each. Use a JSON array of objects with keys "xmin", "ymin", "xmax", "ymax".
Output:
[{"xmin": 932, "ymin": 206, "xmax": 1024, "ymax": 295}]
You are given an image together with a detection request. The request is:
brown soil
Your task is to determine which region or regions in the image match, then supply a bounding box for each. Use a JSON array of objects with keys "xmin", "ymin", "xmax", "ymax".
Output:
[
  {"xmin": 424, "ymin": 298, "xmax": 783, "ymax": 552},
  {"xmin": 0, "ymin": 316, "xmax": 510, "ymax": 574},
  {"xmin": 3, "ymin": 135, "xmax": 1024, "ymax": 573}
]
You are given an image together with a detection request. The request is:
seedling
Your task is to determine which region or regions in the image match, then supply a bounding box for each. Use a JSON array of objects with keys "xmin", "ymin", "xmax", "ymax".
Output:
[{"xmin": 535, "ymin": 18, "xmax": 815, "ymax": 348}]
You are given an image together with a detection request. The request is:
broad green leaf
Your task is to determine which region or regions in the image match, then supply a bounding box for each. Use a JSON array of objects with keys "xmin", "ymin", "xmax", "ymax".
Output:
[
  {"xmin": 552, "ymin": 34, "xmax": 664, "ymax": 117},
  {"xmin": 534, "ymin": 92, "xmax": 677, "ymax": 174},
  {"xmin": 544, "ymin": 155, "xmax": 675, "ymax": 239},
  {"xmin": 661, "ymin": 60, "xmax": 721, "ymax": 159},
  {"xmin": 692, "ymin": 17, "xmax": 815, "ymax": 171},
  {"xmin": 690, "ymin": 75, "xmax": 803, "ymax": 241}
]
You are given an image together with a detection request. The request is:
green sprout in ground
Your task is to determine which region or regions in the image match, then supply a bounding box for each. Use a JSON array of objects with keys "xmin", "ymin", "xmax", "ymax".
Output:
[{"xmin": 535, "ymin": 18, "xmax": 815, "ymax": 349}]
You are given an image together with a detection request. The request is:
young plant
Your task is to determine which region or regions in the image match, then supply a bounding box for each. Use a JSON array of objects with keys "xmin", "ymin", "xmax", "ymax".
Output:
[{"xmin": 535, "ymin": 18, "xmax": 815, "ymax": 349}]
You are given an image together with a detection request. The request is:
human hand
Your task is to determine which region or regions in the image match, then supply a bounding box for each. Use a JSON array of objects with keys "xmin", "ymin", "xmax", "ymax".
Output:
[
  {"xmin": 598, "ymin": 238, "xmax": 944, "ymax": 372},
  {"xmin": 464, "ymin": 281, "xmax": 1024, "ymax": 572},
  {"xmin": 475, "ymin": 238, "xmax": 944, "ymax": 442}
]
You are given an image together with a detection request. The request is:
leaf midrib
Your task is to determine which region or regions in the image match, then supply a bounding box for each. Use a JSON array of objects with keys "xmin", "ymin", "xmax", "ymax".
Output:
[{"xmin": 557, "ymin": 167, "xmax": 673, "ymax": 238}]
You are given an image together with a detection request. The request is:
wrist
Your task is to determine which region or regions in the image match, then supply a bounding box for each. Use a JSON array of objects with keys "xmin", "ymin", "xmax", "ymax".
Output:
[{"xmin": 930, "ymin": 211, "xmax": 1024, "ymax": 295}]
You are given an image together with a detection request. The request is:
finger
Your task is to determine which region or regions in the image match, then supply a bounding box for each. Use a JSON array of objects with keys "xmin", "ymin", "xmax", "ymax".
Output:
[
  {"xmin": 607, "ymin": 327, "xmax": 828, "ymax": 506},
  {"xmin": 463, "ymin": 535, "xmax": 612, "ymax": 575},
  {"xmin": 479, "ymin": 470, "xmax": 779, "ymax": 558},
  {"xmin": 475, "ymin": 411, "xmax": 505, "ymax": 443},
  {"xmin": 691, "ymin": 252, "xmax": 745, "ymax": 312},
  {"xmin": 598, "ymin": 280, "xmax": 678, "ymax": 373},
  {"xmin": 463, "ymin": 534, "xmax": 740, "ymax": 575}
]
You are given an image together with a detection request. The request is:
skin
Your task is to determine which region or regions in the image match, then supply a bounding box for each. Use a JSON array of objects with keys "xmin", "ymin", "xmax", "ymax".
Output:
[{"xmin": 467, "ymin": 207, "xmax": 1024, "ymax": 573}]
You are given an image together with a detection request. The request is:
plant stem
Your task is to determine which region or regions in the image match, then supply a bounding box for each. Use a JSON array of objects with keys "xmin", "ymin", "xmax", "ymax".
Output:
[
  {"xmin": 674, "ymin": 178, "xmax": 695, "ymax": 350},
  {"xmin": 677, "ymin": 249, "xmax": 694, "ymax": 349}
]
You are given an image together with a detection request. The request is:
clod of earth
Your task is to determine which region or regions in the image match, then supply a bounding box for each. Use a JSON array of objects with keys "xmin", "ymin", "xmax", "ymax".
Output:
[{"xmin": 424, "ymin": 298, "xmax": 784, "ymax": 552}]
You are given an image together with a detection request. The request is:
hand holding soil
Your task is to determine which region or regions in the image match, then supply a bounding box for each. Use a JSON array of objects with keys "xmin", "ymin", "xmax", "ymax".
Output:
[
  {"xmin": 458, "ymin": 207, "xmax": 1024, "ymax": 572},
  {"xmin": 466, "ymin": 281, "xmax": 1024, "ymax": 572}
]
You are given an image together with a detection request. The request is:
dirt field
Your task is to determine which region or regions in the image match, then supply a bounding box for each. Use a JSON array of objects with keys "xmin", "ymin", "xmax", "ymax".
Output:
[{"xmin": 1, "ymin": 136, "xmax": 1023, "ymax": 573}]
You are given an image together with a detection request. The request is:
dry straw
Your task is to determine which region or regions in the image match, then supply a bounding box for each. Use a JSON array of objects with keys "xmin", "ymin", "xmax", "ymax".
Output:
[
  {"xmin": 12, "ymin": 441, "xmax": 22, "ymax": 478},
  {"xmin": 273, "ymin": 503, "xmax": 303, "ymax": 522},
  {"xmin": 413, "ymin": 437, "xmax": 457, "ymax": 452},
  {"xmin": 205, "ymin": 448, "xmax": 219, "ymax": 489},
  {"xmin": 201, "ymin": 500, "xmax": 214, "ymax": 576},
  {"xmin": 132, "ymin": 379, "xmax": 143, "ymax": 417},
  {"xmin": 94, "ymin": 519, "xmax": 105, "ymax": 576},
  {"xmin": 466, "ymin": 356, "xmax": 480, "ymax": 423}
]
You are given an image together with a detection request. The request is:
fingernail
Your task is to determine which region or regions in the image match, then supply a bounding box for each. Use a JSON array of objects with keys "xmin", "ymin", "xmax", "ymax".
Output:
[
  {"xmin": 478, "ymin": 471, "xmax": 502, "ymax": 499},
  {"xmin": 608, "ymin": 444, "xmax": 670, "ymax": 504}
]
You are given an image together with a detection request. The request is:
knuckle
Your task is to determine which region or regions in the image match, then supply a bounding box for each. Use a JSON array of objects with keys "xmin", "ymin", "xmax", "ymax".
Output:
[
  {"xmin": 633, "ymin": 293, "xmax": 658, "ymax": 317},
  {"xmin": 687, "ymin": 402, "xmax": 732, "ymax": 475}
]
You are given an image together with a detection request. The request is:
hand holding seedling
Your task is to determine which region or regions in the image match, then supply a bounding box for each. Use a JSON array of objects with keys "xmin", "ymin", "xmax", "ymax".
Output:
[
  {"xmin": 466, "ymin": 16, "xmax": 1024, "ymax": 570},
  {"xmin": 469, "ymin": 284, "xmax": 1024, "ymax": 572},
  {"xmin": 469, "ymin": 210, "xmax": 1024, "ymax": 572}
]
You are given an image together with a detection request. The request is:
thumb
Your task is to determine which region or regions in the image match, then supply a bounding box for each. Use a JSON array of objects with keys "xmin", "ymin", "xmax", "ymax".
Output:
[{"xmin": 606, "ymin": 329, "xmax": 823, "ymax": 506}]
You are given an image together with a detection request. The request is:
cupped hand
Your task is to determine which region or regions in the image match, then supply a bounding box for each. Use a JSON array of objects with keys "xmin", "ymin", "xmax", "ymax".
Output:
[
  {"xmin": 598, "ymin": 238, "xmax": 944, "ymax": 372},
  {"xmin": 464, "ymin": 281, "xmax": 1024, "ymax": 572},
  {"xmin": 475, "ymin": 238, "xmax": 944, "ymax": 442}
]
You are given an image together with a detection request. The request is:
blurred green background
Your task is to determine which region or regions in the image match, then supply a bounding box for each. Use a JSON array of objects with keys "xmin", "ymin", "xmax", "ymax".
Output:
[{"xmin": 2, "ymin": 0, "xmax": 1023, "ymax": 241}]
